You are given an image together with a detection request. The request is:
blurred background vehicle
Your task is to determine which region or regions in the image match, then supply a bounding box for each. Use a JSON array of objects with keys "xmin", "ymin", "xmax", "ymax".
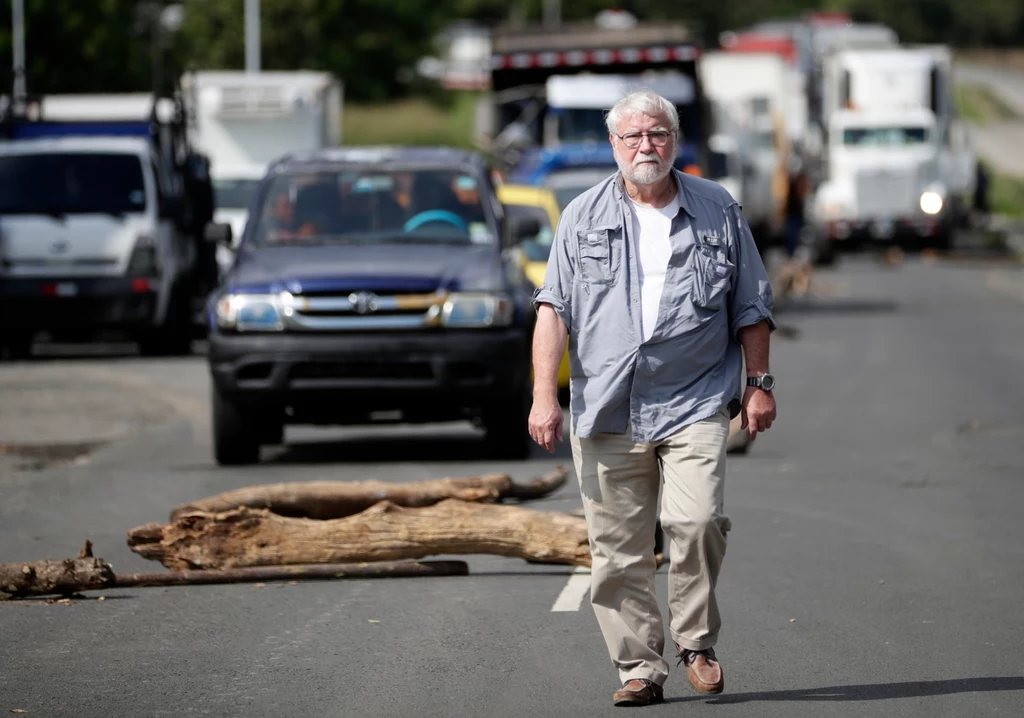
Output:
[
  {"xmin": 180, "ymin": 70, "xmax": 344, "ymax": 279},
  {"xmin": 496, "ymin": 181, "xmax": 570, "ymax": 393},
  {"xmin": 205, "ymin": 147, "xmax": 541, "ymax": 464},
  {"xmin": 0, "ymin": 90, "xmax": 216, "ymax": 356}
]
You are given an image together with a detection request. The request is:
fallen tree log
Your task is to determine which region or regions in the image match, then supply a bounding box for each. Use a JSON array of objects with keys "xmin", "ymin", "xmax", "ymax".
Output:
[
  {"xmin": 0, "ymin": 542, "xmax": 114, "ymax": 600},
  {"xmin": 130, "ymin": 499, "xmax": 592, "ymax": 570},
  {"xmin": 169, "ymin": 466, "xmax": 569, "ymax": 521},
  {"xmin": 1, "ymin": 542, "xmax": 469, "ymax": 600}
]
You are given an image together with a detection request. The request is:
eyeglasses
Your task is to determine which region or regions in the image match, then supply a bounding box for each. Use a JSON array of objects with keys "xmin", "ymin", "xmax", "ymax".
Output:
[{"xmin": 615, "ymin": 130, "xmax": 674, "ymax": 149}]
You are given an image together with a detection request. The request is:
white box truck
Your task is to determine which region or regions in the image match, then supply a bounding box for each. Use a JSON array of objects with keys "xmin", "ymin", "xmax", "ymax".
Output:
[{"xmin": 180, "ymin": 71, "xmax": 343, "ymax": 275}]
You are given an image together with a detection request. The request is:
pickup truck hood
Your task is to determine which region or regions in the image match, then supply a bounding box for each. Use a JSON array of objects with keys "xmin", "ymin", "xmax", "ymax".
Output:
[{"xmin": 226, "ymin": 242, "xmax": 505, "ymax": 295}]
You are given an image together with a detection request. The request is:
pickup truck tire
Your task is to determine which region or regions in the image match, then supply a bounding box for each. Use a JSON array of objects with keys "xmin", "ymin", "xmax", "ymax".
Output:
[
  {"xmin": 482, "ymin": 392, "xmax": 533, "ymax": 460},
  {"xmin": 212, "ymin": 387, "xmax": 261, "ymax": 466}
]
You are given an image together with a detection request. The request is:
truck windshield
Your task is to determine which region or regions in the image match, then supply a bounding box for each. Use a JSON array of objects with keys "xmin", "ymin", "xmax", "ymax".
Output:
[
  {"xmin": 558, "ymin": 109, "xmax": 611, "ymax": 144},
  {"xmin": 842, "ymin": 127, "xmax": 929, "ymax": 146},
  {"xmin": 0, "ymin": 153, "xmax": 147, "ymax": 216},
  {"xmin": 250, "ymin": 168, "xmax": 491, "ymax": 246},
  {"xmin": 214, "ymin": 178, "xmax": 262, "ymax": 210}
]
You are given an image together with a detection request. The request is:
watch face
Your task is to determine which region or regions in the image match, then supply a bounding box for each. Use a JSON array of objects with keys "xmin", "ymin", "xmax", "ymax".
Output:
[{"xmin": 761, "ymin": 374, "xmax": 776, "ymax": 391}]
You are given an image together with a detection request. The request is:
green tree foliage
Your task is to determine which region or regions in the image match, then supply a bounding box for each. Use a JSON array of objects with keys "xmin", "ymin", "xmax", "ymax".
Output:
[
  {"xmin": 0, "ymin": 0, "xmax": 1022, "ymax": 101},
  {"xmin": 0, "ymin": 0, "xmax": 156, "ymax": 95},
  {"xmin": 174, "ymin": 0, "xmax": 448, "ymax": 102}
]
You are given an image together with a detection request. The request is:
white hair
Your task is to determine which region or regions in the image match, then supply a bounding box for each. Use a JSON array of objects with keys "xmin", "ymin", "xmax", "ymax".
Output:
[{"xmin": 605, "ymin": 89, "xmax": 680, "ymax": 135}]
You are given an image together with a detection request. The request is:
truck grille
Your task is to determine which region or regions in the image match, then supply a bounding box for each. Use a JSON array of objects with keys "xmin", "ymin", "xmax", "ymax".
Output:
[
  {"xmin": 282, "ymin": 290, "xmax": 446, "ymax": 331},
  {"xmin": 856, "ymin": 169, "xmax": 917, "ymax": 218}
]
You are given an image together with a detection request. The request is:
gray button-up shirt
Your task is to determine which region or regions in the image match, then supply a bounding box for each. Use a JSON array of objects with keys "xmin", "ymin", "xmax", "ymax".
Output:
[{"xmin": 532, "ymin": 168, "xmax": 776, "ymax": 442}]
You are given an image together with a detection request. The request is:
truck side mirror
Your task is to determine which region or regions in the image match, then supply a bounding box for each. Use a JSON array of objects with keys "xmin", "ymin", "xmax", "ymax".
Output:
[{"xmin": 204, "ymin": 221, "xmax": 233, "ymax": 246}]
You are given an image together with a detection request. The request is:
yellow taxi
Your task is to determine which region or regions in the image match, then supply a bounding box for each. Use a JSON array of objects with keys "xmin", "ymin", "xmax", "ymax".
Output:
[{"xmin": 497, "ymin": 183, "xmax": 571, "ymax": 390}]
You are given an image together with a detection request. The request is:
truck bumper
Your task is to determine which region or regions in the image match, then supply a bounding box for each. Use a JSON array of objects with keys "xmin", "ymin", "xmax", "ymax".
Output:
[
  {"xmin": 207, "ymin": 329, "xmax": 532, "ymax": 424},
  {"xmin": 825, "ymin": 216, "xmax": 944, "ymax": 243},
  {"xmin": 0, "ymin": 277, "xmax": 159, "ymax": 331}
]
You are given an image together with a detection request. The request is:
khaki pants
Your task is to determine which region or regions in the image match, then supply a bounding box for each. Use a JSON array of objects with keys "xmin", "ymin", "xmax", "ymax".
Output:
[{"xmin": 570, "ymin": 409, "xmax": 732, "ymax": 687}]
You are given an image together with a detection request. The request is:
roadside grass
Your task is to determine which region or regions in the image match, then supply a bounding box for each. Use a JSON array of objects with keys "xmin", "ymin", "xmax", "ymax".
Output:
[
  {"xmin": 342, "ymin": 92, "xmax": 481, "ymax": 148},
  {"xmin": 989, "ymin": 167, "xmax": 1024, "ymax": 218},
  {"xmin": 954, "ymin": 84, "xmax": 1019, "ymax": 124}
]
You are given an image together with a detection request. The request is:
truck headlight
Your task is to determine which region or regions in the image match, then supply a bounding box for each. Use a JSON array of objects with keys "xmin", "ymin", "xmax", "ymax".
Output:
[
  {"xmin": 441, "ymin": 293, "xmax": 513, "ymax": 328},
  {"xmin": 920, "ymin": 191, "xmax": 944, "ymax": 215},
  {"xmin": 215, "ymin": 293, "xmax": 285, "ymax": 331}
]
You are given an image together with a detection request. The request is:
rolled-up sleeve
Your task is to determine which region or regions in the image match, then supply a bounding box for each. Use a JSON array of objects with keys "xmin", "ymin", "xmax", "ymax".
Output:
[
  {"xmin": 531, "ymin": 205, "xmax": 576, "ymax": 333},
  {"xmin": 726, "ymin": 204, "xmax": 776, "ymax": 339}
]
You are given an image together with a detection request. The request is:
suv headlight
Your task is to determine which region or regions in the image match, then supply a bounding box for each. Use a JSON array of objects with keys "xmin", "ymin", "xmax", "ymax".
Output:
[
  {"xmin": 441, "ymin": 293, "xmax": 513, "ymax": 328},
  {"xmin": 215, "ymin": 293, "xmax": 286, "ymax": 331}
]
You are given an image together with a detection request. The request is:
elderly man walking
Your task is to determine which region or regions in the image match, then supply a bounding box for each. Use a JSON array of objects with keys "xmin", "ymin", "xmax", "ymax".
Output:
[{"xmin": 529, "ymin": 89, "xmax": 777, "ymax": 706}]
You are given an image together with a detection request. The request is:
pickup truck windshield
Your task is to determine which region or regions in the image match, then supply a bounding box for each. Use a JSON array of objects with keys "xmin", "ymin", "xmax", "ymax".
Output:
[
  {"xmin": 842, "ymin": 127, "xmax": 929, "ymax": 147},
  {"xmin": 250, "ymin": 168, "xmax": 492, "ymax": 246},
  {"xmin": 0, "ymin": 153, "xmax": 147, "ymax": 216},
  {"xmin": 214, "ymin": 178, "xmax": 261, "ymax": 210}
]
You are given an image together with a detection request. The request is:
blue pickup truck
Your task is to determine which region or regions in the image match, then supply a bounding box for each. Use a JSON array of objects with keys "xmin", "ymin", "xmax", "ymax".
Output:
[{"xmin": 204, "ymin": 147, "xmax": 542, "ymax": 465}]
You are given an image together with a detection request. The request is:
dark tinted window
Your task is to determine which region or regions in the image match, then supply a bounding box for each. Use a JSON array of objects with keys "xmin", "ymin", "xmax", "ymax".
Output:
[
  {"xmin": 0, "ymin": 153, "xmax": 146, "ymax": 215},
  {"xmin": 842, "ymin": 127, "xmax": 929, "ymax": 146},
  {"xmin": 251, "ymin": 168, "xmax": 493, "ymax": 246}
]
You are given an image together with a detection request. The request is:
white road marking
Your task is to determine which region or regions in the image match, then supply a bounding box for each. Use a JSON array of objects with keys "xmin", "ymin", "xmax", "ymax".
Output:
[{"xmin": 551, "ymin": 566, "xmax": 591, "ymax": 612}]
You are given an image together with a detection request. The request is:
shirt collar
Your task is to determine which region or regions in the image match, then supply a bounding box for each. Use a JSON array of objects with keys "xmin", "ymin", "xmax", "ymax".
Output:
[{"xmin": 614, "ymin": 168, "xmax": 696, "ymax": 219}]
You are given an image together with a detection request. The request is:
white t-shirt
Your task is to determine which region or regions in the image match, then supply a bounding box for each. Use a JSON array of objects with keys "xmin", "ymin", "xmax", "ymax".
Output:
[{"xmin": 627, "ymin": 193, "xmax": 680, "ymax": 343}]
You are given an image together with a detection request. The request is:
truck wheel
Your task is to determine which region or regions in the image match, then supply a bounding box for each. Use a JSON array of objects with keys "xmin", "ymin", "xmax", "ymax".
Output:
[
  {"xmin": 482, "ymin": 392, "xmax": 532, "ymax": 460},
  {"xmin": 137, "ymin": 284, "xmax": 194, "ymax": 356},
  {"xmin": 1, "ymin": 331, "xmax": 34, "ymax": 360},
  {"xmin": 212, "ymin": 387, "xmax": 261, "ymax": 465}
]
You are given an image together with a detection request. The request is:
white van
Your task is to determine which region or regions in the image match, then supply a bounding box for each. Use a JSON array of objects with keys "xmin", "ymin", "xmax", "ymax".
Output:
[{"xmin": 0, "ymin": 135, "xmax": 197, "ymax": 355}]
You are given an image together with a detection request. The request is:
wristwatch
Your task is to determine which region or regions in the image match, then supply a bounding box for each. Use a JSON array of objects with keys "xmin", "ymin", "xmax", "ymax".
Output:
[{"xmin": 747, "ymin": 373, "xmax": 776, "ymax": 392}]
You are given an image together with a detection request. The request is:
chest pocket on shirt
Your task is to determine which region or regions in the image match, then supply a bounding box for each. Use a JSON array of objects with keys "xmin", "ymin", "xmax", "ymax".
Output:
[
  {"xmin": 576, "ymin": 227, "xmax": 615, "ymax": 285},
  {"xmin": 691, "ymin": 235, "xmax": 735, "ymax": 310}
]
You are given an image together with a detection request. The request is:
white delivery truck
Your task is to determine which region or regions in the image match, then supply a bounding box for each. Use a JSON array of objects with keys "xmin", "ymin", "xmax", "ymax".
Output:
[
  {"xmin": 180, "ymin": 71, "xmax": 343, "ymax": 275},
  {"xmin": 698, "ymin": 51, "xmax": 793, "ymax": 245},
  {"xmin": 0, "ymin": 92, "xmax": 216, "ymax": 356},
  {"xmin": 811, "ymin": 45, "xmax": 976, "ymax": 257}
]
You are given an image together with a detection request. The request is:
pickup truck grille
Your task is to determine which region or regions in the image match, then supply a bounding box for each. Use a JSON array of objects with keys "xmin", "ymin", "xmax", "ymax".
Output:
[
  {"xmin": 856, "ymin": 169, "xmax": 917, "ymax": 218},
  {"xmin": 282, "ymin": 290, "xmax": 446, "ymax": 331}
]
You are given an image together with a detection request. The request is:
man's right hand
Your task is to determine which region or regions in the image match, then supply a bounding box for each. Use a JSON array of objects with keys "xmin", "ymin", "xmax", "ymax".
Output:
[{"xmin": 528, "ymin": 396, "xmax": 564, "ymax": 453}]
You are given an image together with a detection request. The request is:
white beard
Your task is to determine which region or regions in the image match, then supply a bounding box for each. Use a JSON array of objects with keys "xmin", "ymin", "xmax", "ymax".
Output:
[{"xmin": 616, "ymin": 147, "xmax": 673, "ymax": 186}]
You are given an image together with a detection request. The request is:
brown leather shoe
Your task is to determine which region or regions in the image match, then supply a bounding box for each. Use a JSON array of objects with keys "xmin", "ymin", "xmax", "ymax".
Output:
[
  {"xmin": 612, "ymin": 678, "xmax": 665, "ymax": 707},
  {"xmin": 677, "ymin": 647, "xmax": 725, "ymax": 694}
]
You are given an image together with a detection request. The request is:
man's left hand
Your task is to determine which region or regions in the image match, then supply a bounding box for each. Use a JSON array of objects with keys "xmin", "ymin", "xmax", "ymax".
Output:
[{"xmin": 740, "ymin": 386, "xmax": 777, "ymax": 440}]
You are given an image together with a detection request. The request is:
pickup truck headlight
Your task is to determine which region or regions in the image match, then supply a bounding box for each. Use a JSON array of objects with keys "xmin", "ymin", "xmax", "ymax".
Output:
[
  {"xmin": 215, "ymin": 293, "xmax": 285, "ymax": 331},
  {"xmin": 919, "ymin": 191, "xmax": 944, "ymax": 215},
  {"xmin": 441, "ymin": 293, "xmax": 513, "ymax": 328}
]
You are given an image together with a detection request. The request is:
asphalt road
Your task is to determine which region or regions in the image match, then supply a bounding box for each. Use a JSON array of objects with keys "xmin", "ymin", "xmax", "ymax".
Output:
[{"xmin": 2, "ymin": 251, "xmax": 1024, "ymax": 717}]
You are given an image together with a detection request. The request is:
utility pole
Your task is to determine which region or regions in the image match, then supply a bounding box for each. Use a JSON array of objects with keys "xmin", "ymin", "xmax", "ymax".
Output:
[
  {"xmin": 12, "ymin": 0, "xmax": 27, "ymax": 114},
  {"xmin": 245, "ymin": 0, "xmax": 261, "ymax": 73},
  {"xmin": 543, "ymin": 0, "xmax": 561, "ymax": 30}
]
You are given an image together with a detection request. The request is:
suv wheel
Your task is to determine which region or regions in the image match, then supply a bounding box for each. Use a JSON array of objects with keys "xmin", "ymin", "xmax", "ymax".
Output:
[
  {"xmin": 482, "ymin": 391, "xmax": 532, "ymax": 460},
  {"xmin": 212, "ymin": 386, "xmax": 261, "ymax": 465}
]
